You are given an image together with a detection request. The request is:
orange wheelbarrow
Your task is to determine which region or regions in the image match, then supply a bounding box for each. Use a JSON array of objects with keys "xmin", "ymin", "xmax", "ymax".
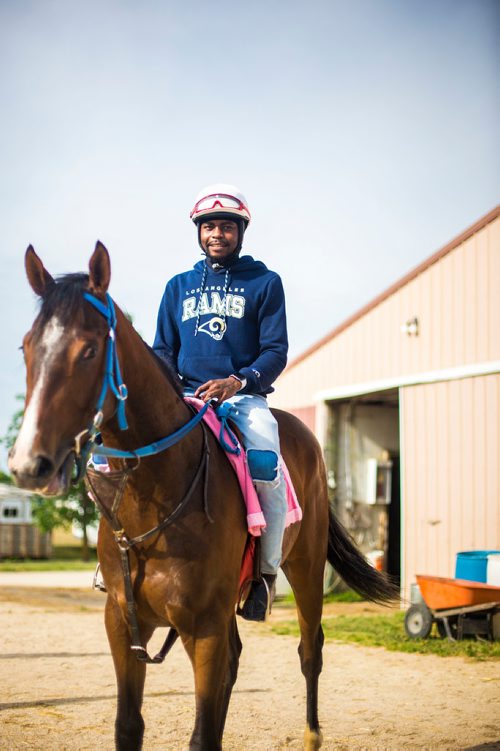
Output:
[{"xmin": 404, "ymin": 575, "xmax": 500, "ymax": 641}]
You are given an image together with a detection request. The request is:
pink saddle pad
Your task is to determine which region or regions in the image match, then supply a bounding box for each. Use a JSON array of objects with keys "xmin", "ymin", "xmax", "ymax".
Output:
[{"xmin": 184, "ymin": 397, "xmax": 302, "ymax": 536}]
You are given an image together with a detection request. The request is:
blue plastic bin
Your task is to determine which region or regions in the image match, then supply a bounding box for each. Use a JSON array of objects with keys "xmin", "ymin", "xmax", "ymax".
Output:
[{"xmin": 455, "ymin": 550, "xmax": 500, "ymax": 583}]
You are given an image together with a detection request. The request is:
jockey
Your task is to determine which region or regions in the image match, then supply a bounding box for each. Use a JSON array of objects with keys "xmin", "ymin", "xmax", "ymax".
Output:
[{"xmin": 153, "ymin": 183, "xmax": 289, "ymax": 621}]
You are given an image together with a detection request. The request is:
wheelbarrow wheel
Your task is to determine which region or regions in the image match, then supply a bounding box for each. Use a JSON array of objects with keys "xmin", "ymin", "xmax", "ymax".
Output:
[{"xmin": 404, "ymin": 604, "xmax": 433, "ymax": 639}]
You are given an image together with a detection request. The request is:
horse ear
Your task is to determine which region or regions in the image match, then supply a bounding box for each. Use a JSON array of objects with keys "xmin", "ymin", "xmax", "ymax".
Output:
[
  {"xmin": 88, "ymin": 241, "xmax": 111, "ymax": 294},
  {"xmin": 25, "ymin": 245, "xmax": 54, "ymax": 296}
]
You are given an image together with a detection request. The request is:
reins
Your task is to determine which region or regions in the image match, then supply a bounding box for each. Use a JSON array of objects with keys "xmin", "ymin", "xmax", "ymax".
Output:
[
  {"xmin": 73, "ymin": 292, "xmax": 210, "ymax": 478},
  {"xmin": 78, "ymin": 290, "xmax": 213, "ymax": 664}
]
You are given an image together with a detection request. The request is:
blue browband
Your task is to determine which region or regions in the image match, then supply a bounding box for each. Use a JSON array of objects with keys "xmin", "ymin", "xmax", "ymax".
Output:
[{"xmin": 78, "ymin": 291, "xmax": 210, "ymax": 463}]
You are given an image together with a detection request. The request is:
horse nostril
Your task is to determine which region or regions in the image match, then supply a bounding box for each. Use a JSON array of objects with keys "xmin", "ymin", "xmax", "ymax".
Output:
[{"xmin": 34, "ymin": 455, "xmax": 54, "ymax": 479}]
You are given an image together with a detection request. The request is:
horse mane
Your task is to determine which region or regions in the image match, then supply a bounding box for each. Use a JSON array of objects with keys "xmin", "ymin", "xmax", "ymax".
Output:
[
  {"xmin": 146, "ymin": 344, "xmax": 184, "ymax": 398},
  {"xmin": 34, "ymin": 273, "xmax": 89, "ymax": 332},
  {"xmin": 34, "ymin": 271, "xmax": 183, "ymax": 397}
]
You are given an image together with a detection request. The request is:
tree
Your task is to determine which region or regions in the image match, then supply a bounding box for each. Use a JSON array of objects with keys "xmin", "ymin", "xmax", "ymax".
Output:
[
  {"xmin": 1, "ymin": 394, "xmax": 24, "ymax": 455},
  {"xmin": 1, "ymin": 396, "xmax": 99, "ymax": 561},
  {"xmin": 0, "ymin": 470, "xmax": 12, "ymax": 485}
]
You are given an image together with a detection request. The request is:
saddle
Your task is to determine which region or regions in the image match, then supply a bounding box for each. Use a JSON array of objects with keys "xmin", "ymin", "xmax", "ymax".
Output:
[
  {"xmin": 184, "ymin": 397, "xmax": 302, "ymax": 532},
  {"xmin": 184, "ymin": 397, "xmax": 302, "ymax": 604}
]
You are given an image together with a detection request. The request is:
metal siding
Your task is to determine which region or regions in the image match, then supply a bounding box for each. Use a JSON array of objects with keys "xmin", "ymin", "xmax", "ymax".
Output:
[
  {"xmin": 434, "ymin": 380, "xmax": 448, "ymax": 575},
  {"xmin": 452, "ymin": 245, "xmax": 464, "ymax": 365},
  {"xmin": 485, "ymin": 374, "xmax": 500, "ymax": 547},
  {"xmin": 447, "ymin": 380, "xmax": 463, "ymax": 573},
  {"xmin": 476, "ymin": 229, "xmax": 489, "ymax": 362},
  {"xmin": 0, "ymin": 524, "xmax": 52, "ymax": 558},
  {"xmin": 464, "ymin": 237, "xmax": 475, "ymax": 359},
  {"xmin": 430, "ymin": 257, "xmax": 442, "ymax": 368},
  {"xmin": 271, "ymin": 216, "xmax": 500, "ymax": 410},
  {"xmin": 488, "ymin": 219, "xmax": 500, "ymax": 361},
  {"xmin": 400, "ymin": 374, "xmax": 500, "ymax": 598},
  {"xmin": 397, "ymin": 282, "xmax": 411, "ymax": 375},
  {"xmin": 473, "ymin": 377, "xmax": 486, "ymax": 544},
  {"xmin": 460, "ymin": 378, "xmax": 475, "ymax": 548},
  {"xmin": 440, "ymin": 252, "xmax": 454, "ymax": 367}
]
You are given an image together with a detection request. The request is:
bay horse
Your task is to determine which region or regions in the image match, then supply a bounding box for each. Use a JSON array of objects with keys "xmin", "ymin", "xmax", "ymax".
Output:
[{"xmin": 9, "ymin": 242, "xmax": 396, "ymax": 751}]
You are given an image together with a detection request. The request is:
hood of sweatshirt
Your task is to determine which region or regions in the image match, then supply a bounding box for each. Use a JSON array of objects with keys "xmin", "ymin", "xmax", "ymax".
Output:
[{"xmin": 193, "ymin": 254, "xmax": 267, "ymax": 275}]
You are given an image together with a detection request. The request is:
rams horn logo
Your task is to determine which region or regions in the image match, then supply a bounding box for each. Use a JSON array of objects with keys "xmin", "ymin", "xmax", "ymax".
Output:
[{"xmin": 198, "ymin": 317, "xmax": 227, "ymax": 341}]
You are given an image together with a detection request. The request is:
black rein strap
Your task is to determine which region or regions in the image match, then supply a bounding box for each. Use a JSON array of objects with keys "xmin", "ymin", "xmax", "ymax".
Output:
[{"xmin": 85, "ymin": 421, "xmax": 212, "ymax": 664}]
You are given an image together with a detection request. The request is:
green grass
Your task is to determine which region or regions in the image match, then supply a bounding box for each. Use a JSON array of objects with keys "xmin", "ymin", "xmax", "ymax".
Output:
[
  {"xmin": 278, "ymin": 589, "xmax": 363, "ymax": 608},
  {"xmin": 271, "ymin": 611, "xmax": 500, "ymax": 661},
  {"xmin": 0, "ymin": 545, "xmax": 97, "ymax": 571},
  {"xmin": 324, "ymin": 590, "xmax": 364, "ymax": 603}
]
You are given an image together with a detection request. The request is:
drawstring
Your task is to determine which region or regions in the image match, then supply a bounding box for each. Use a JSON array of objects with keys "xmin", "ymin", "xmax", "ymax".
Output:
[
  {"xmin": 194, "ymin": 264, "xmax": 208, "ymax": 337},
  {"xmin": 194, "ymin": 264, "xmax": 230, "ymax": 338}
]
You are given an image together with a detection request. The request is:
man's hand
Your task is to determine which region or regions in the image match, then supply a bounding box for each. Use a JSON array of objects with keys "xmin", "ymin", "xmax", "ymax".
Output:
[{"xmin": 195, "ymin": 377, "xmax": 242, "ymax": 403}]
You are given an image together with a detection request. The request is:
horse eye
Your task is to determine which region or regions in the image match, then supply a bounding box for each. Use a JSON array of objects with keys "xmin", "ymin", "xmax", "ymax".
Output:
[{"xmin": 82, "ymin": 345, "xmax": 97, "ymax": 360}]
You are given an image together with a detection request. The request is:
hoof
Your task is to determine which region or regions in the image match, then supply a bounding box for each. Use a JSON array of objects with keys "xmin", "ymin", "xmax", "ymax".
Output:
[{"xmin": 304, "ymin": 726, "xmax": 323, "ymax": 750}]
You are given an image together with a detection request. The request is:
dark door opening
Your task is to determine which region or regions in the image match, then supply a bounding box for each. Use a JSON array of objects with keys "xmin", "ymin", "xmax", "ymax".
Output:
[{"xmin": 326, "ymin": 390, "xmax": 401, "ymax": 586}]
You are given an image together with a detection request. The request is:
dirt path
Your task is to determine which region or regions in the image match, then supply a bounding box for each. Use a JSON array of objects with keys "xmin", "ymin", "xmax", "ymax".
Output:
[{"xmin": 1, "ymin": 587, "xmax": 499, "ymax": 750}]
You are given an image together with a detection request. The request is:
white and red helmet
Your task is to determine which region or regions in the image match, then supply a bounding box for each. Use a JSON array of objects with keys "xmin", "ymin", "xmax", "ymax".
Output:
[{"xmin": 190, "ymin": 183, "xmax": 251, "ymax": 226}]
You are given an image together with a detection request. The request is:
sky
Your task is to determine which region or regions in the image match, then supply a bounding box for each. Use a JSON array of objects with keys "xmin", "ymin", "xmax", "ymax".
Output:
[{"xmin": 1, "ymin": 0, "xmax": 499, "ymax": 470}]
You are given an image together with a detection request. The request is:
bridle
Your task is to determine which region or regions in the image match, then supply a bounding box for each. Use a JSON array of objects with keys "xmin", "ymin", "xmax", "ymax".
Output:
[
  {"xmin": 73, "ymin": 290, "xmax": 213, "ymax": 664},
  {"xmin": 73, "ymin": 291, "xmax": 210, "ymax": 477}
]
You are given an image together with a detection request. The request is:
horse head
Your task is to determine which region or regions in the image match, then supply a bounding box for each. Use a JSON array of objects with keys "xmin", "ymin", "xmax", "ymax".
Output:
[{"xmin": 8, "ymin": 241, "xmax": 116, "ymax": 495}]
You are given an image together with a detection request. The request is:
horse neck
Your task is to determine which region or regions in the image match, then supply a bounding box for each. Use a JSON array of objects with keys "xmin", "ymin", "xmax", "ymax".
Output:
[{"xmin": 100, "ymin": 308, "xmax": 190, "ymax": 454}]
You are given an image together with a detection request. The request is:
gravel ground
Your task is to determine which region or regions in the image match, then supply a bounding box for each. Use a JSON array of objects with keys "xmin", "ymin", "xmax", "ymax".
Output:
[{"xmin": 0, "ymin": 582, "xmax": 499, "ymax": 750}]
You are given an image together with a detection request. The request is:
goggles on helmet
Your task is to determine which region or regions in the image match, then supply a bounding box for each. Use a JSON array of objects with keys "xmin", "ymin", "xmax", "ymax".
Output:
[{"xmin": 190, "ymin": 191, "xmax": 251, "ymax": 224}]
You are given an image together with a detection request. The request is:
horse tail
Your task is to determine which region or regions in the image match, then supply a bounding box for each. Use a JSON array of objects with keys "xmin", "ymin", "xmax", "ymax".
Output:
[{"xmin": 327, "ymin": 506, "xmax": 399, "ymax": 603}]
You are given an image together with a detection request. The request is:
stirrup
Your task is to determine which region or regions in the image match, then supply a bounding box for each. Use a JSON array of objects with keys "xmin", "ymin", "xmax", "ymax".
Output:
[
  {"xmin": 239, "ymin": 574, "xmax": 276, "ymax": 622},
  {"xmin": 93, "ymin": 562, "xmax": 107, "ymax": 593}
]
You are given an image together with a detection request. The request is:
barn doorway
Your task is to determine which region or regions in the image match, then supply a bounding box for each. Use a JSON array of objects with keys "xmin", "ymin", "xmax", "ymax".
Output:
[{"xmin": 325, "ymin": 389, "xmax": 401, "ymax": 584}]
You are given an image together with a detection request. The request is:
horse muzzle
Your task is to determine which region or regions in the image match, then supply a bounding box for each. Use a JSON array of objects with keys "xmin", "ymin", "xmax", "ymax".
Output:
[{"xmin": 8, "ymin": 448, "xmax": 75, "ymax": 496}]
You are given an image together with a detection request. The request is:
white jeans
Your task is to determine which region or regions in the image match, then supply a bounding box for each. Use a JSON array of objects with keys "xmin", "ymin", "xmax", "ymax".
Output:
[
  {"xmin": 183, "ymin": 391, "xmax": 287, "ymax": 575},
  {"xmin": 216, "ymin": 393, "xmax": 287, "ymax": 575}
]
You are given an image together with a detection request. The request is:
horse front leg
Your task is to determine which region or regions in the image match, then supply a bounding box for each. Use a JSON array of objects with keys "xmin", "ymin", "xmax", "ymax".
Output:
[
  {"xmin": 181, "ymin": 619, "xmax": 235, "ymax": 751},
  {"xmin": 217, "ymin": 615, "xmax": 242, "ymax": 741},
  {"xmin": 105, "ymin": 595, "xmax": 153, "ymax": 751}
]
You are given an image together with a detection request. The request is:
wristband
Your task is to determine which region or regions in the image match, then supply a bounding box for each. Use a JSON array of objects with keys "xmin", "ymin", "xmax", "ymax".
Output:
[{"xmin": 229, "ymin": 373, "xmax": 247, "ymax": 390}]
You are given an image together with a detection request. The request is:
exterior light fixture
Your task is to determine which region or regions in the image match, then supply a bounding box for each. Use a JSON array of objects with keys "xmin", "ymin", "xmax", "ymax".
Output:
[{"xmin": 400, "ymin": 316, "xmax": 419, "ymax": 336}]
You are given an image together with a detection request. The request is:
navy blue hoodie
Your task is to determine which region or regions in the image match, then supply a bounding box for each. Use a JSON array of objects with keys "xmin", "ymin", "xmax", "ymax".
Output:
[{"xmin": 153, "ymin": 255, "xmax": 288, "ymax": 395}]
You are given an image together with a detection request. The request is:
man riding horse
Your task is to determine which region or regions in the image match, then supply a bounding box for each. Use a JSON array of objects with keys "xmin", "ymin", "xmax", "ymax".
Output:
[
  {"xmin": 153, "ymin": 183, "xmax": 288, "ymax": 621},
  {"xmin": 10, "ymin": 225, "xmax": 396, "ymax": 749}
]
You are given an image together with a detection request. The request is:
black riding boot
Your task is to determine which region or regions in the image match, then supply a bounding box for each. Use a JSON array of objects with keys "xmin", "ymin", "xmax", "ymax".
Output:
[{"xmin": 240, "ymin": 573, "xmax": 277, "ymax": 622}]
